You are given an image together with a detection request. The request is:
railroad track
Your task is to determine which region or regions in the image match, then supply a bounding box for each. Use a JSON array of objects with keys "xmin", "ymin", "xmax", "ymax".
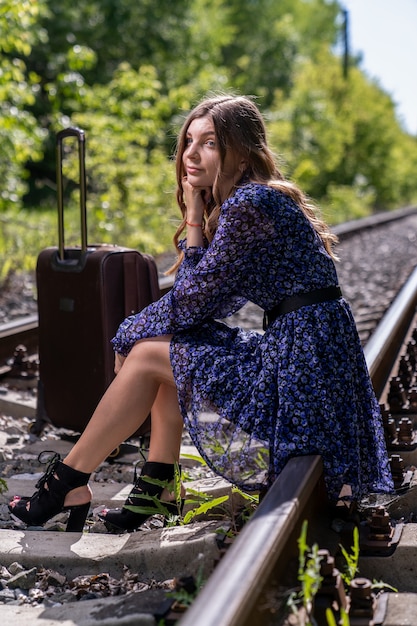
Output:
[
  {"xmin": 0, "ymin": 314, "xmax": 38, "ymax": 366},
  {"xmin": 180, "ymin": 265, "xmax": 417, "ymax": 626},
  {"xmin": 1, "ymin": 207, "xmax": 417, "ymax": 624},
  {"xmin": 1, "ymin": 203, "xmax": 417, "ymax": 365},
  {"xmin": 3, "ymin": 270, "xmax": 415, "ymax": 624},
  {"xmin": 179, "ymin": 208, "xmax": 417, "ymax": 626}
]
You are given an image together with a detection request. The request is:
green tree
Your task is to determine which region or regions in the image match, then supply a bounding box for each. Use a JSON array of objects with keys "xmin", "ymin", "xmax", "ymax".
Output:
[
  {"xmin": 26, "ymin": 0, "xmax": 191, "ymax": 93},
  {"xmin": 59, "ymin": 65, "xmax": 193, "ymax": 254},
  {"xmin": 220, "ymin": 0, "xmax": 340, "ymax": 106},
  {"xmin": 0, "ymin": 0, "xmax": 47, "ymax": 210},
  {"xmin": 2, "ymin": 0, "xmax": 417, "ymax": 280},
  {"xmin": 23, "ymin": 0, "xmax": 228, "ymax": 203},
  {"xmin": 267, "ymin": 47, "xmax": 417, "ymax": 221}
]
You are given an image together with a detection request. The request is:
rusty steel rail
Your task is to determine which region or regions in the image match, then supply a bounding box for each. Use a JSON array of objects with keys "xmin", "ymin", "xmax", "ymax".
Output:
[
  {"xmin": 179, "ymin": 267, "xmax": 417, "ymax": 626},
  {"xmin": 2, "ymin": 217, "xmax": 417, "ymax": 625},
  {"xmin": 364, "ymin": 264, "xmax": 417, "ymax": 398},
  {"xmin": 0, "ymin": 314, "xmax": 39, "ymax": 363},
  {"xmin": 179, "ymin": 455, "xmax": 326, "ymax": 626}
]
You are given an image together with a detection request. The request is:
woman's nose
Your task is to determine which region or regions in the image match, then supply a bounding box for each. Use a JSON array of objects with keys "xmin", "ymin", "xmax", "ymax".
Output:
[{"xmin": 186, "ymin": 143, "xmax": 199, "ymax": 160}]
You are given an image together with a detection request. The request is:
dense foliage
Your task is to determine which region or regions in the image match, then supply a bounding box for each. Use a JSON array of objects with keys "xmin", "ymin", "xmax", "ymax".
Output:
[{"xmin": 1, "ymin": 0, "xmax": 417, "ymax": 278}]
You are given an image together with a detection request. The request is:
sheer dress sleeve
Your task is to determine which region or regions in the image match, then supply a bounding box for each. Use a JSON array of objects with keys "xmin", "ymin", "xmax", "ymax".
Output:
[{"xmin": 112, "ymin": 185, "xmax": 274, "ymax": 355}]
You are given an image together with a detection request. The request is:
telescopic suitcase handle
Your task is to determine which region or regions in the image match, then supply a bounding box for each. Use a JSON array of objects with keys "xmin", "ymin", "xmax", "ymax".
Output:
[{"xmin": 56, "ymin": 127, "xmax": 88, "ymax": 260}]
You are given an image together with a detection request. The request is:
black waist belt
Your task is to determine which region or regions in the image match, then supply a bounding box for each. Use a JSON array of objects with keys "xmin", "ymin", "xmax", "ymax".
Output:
[{"xmin": 263, "ymin": 285, "xmax": 342, "ymax": 330}]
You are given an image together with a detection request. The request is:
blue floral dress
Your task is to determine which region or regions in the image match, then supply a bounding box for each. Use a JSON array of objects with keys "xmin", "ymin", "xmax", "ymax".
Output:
[{"xmin": 112, "ymin": 183, "xmax": 394, "ymax": 502}]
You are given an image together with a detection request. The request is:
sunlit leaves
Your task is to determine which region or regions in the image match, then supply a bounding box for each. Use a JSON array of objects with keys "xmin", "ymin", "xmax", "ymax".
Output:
[
  {"xmin": 2, "ymin": 0, "xmax": 417, "ymax": 278},
  {"xmin": 53, "ymin": 65, "xmax": 190, "ymax": 253},
  {"xmin": 0, "ymin": 0, "xmax": 47, "ymax": 211},
  {"xmin": 267, "ymin": 47, "xmax": 417, "ymax": 221},
  {"xmin": 0, "ymin": 0, "xmax": 48, "ymax": 55}
]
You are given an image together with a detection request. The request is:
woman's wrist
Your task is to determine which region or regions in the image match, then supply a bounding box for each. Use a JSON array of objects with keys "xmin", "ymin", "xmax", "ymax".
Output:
[{"xmin": 186, "ymin": 220, "xmax": 202, "ymax": 228}]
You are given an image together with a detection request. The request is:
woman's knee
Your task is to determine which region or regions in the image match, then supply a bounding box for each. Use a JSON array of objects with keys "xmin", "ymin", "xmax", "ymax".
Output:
[{"xmin": 128, "ymin": 337, "xmax": 173, "ymax": 381}]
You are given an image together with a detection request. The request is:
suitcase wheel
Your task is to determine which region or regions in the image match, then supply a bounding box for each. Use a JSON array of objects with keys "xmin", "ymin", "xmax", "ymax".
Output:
[{"xmin": 28, "ymin": 420, "xmax": 45, "ymax": 437}]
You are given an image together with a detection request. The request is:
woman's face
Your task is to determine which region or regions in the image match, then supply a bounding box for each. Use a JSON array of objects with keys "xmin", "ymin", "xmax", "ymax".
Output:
[{"xmin": 183, "ymin": 115, "xmax": 244, "ymax": 195}]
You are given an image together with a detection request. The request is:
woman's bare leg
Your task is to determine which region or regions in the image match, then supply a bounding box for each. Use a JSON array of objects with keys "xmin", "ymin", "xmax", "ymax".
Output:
[
  {"xmin": 148, "ymin": 382, "xmax": 183, "ymax": 464},
  {"xmin": 62, "ymin": 336, "xmax": 178, "ymax": 507},
  {"xmin": 149, "ymin": 381, "xmax": 185, "ymax": 501}
]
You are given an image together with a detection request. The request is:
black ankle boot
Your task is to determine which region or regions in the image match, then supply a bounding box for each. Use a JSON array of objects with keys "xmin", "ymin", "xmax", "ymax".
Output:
[
  {"xmin": 99, "ymin": 461, "xmax": 183, "ymax": 533},
  {"xmin": 8, "ymin": 452, "xmax": 91, "ymax": 532}
]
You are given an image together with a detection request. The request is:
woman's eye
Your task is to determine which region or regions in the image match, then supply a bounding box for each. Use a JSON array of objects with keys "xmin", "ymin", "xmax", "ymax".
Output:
[{"xmin": 206, "ymin": 139, "xmax": 216, "ymax": 148}]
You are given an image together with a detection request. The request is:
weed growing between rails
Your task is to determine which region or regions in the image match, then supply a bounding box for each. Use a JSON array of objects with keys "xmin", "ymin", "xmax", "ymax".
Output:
[
  {"xmin": 287, "ymin": 520, "xmax": 323, "ymax": 626},
  {"xmin": 325, "ymin": 608, "xmax": 350, "ymax": 626},
  {"xmin": 134, "ymin": 457, "xmax": 260, "ymax": 625},
  {"xmin": 179, "ymin": 455, "xmax": 259, "ymax": 532},
  {"xmin": 338, "ymin": 527, "xmax": 360, "ymax": 588},
  {"xmin": 166, "ymin": 565, "xmax": 206, "ymax": 613},
  {"xmin": 286, "ymin": 521, "xmax": 397, "ymax": 626},
  {"xmin": 123, "ymin": 457, "xmax": 260, "ymax": 625},
  {"xmin": 124, "ymin": 458, "xmax": 260, "ymax": 532}
]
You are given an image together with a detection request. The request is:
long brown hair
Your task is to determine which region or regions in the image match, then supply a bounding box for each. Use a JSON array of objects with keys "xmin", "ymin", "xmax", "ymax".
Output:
[{"xmin": 167, "ymin": 95, "xmax": 338, "ymax": 273}]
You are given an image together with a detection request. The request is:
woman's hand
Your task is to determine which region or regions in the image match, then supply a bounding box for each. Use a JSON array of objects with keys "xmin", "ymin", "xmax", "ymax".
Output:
[{"xmin": 182, "ymin": 176, "xmax": 211, "ymax": 224}]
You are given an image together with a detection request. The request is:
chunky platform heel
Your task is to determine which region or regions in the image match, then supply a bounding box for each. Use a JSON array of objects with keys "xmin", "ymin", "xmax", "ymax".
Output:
[
  {"xmin": 66, "ymin": 502, "xmax": 91, "ymax": 532},
  {"xmin": 99, "ymin": 461, "xmax": 183, "ymax": 533},
  {"xmin": 8, "ymin": 451, "xmax": 91, "ymax": 532}
]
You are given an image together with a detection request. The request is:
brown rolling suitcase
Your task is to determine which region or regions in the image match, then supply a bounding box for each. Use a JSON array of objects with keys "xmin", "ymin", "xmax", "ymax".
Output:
[{"xmin": 34, "ymin": 127, "xmax": 159, "ymax": 436}]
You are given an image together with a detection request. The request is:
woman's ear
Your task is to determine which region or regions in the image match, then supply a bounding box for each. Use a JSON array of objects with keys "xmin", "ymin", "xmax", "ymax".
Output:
[{"xmin": 239, "ymin": 158, "xmax": 248, "ymax": 173}]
